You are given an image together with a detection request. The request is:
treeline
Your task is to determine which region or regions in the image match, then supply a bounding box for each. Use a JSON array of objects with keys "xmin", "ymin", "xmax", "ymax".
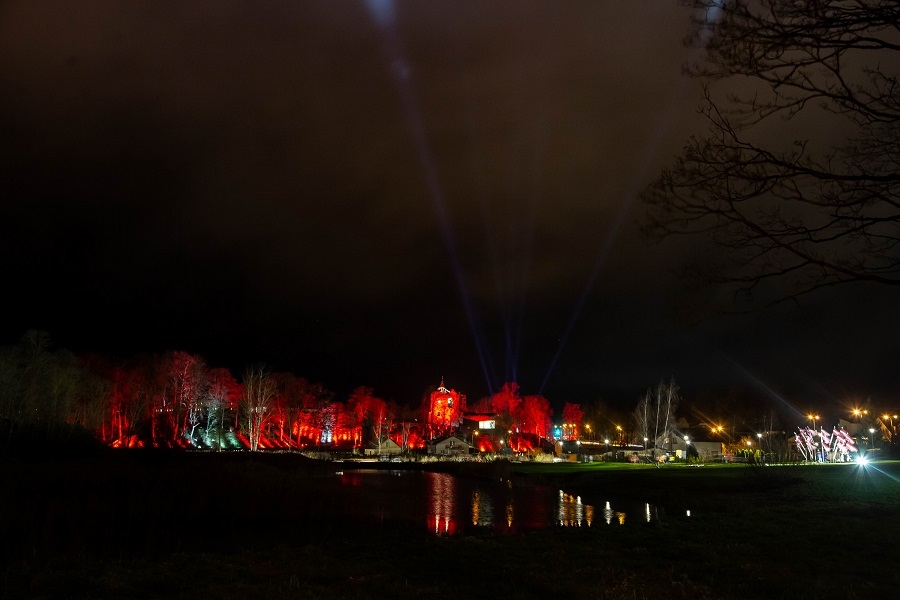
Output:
[
  {"xmin": 0, "ymin": 330, "xmax": 423, "ymax": 453},
  {"xmin": 1, "ymin": 331, "xmax": 603, "ymax": 455},
  {"xmin": 9, "ymin": 331, "xmax": 731, "ymax": 456}
]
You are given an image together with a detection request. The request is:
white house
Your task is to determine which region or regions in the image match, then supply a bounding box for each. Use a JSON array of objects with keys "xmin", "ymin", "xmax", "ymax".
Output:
[
  {"xmin": 363, "ymin": 437, "xmax": 402, "ymax": 456},
  {"xmin": 655, "ymin": 431, "xmax": 724, "ymax": 461},
  {"xmin": 429, "ymin": 435, "xmax": 470, "ymax": 456}
]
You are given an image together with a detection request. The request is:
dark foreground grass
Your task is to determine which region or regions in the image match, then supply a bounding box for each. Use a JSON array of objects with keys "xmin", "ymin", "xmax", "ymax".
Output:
[{"xmin": 2, "ymin": 452, "xmax": 899, "ymax": 599}]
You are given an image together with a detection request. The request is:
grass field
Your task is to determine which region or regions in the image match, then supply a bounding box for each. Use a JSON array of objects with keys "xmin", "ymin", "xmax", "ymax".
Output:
[{"xmin": 2, "ymin": 452, "xmax": 898, "ymax": 599}]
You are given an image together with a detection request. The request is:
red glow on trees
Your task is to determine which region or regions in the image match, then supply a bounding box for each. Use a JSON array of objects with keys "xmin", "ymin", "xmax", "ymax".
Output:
[
  {"xmin": 562, "ymin": 402, "xmax": 585, "ymax": 439},
  {"xmin": 347, "ymin": 386, "xmax": 391, "ymax": 449},
  {"xmin": 406, "ymin": 431, "xmax": 427, "ymax": 450},
  {"xmin": 520, "ymin": 394, "xmax": 552, "ymax": 439},
  {"xmin": 488, "ymin": 382, "xmax": 553, "ymax": 442},
  {"xmin": 509, "ymin": 432, "xmax": 542, "ymax": 453},
  {"xmin": 5, "ymin": 331, "xmax": 533, "ymax": 455},
  {"xmin": 490, "ymin": 382, "xmax": 521, "ymax": 435}
]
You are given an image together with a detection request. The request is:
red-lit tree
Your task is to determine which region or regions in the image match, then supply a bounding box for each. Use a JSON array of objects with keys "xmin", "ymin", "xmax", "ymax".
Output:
[
  {"xmin": 520, "ymin": 394, "xmax": 552, "ymax": 439},
  {"xmin": 347, "ymin": 386, "xmax": 387, "ymax": 448},
  {"xmin": 491, "ymin": 382, "xmax": 522, "ymax": 436},
  {"xmin": 133, "ymin": 354, "xmax": 170, "ymax": 447},
  {"xmin": 469, "ymin": 395, "xmax": 493, "ymax": 414},
  {"xmin": 79, "ymin": 354, "xmax": 130, "ymax": 445},
  {"xmin": 265, "ymin": 372, "xmax": 297, "ymax": 447},
  {"xmin": 332, "ymin": 402, "xmax": 360, "ymax": 450},
  {"xmin": 287, "ymin": 380, "xmax": 331, "ymax": 447},
  {"xmin": 293, "ymin": 409, "xmax": 318, "ymax": 447},
  {"xmin": 562, "ymin": 402, "xmax": 584, "ymax": 440},
  {"xmin": 277, "ymin": 376, "xmax": 312, "ymax": 446}
]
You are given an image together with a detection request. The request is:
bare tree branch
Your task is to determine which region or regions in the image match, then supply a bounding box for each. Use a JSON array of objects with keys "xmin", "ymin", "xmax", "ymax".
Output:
[{"xmin": 644, "ymin": 0, "xmax": 900, "ymax": 306}]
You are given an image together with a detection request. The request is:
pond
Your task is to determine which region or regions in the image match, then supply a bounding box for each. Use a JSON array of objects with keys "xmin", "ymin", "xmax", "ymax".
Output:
[{"xmin": 323, "ymin": 469, "xmax": 661, "ymax": 535}]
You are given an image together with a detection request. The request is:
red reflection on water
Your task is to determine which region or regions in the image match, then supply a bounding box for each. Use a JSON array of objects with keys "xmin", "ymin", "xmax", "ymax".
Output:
[
  {"xmin": 340, "ymin": 471, "xmax": 363, "ymax": 487},
  {"xmin": 426, "ymin": 472, "xmax": 457, "ymax": 535}
]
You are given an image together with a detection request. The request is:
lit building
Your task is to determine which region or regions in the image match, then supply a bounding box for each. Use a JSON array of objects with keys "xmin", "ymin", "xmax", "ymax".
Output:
[{"xmin": 427, "ymin": 379, "xmax": 466, "ymax": 439}]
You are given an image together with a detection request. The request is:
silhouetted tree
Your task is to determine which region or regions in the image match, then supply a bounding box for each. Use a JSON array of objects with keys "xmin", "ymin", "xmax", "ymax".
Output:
[
  {"xmin": 643, "ymin": 0, "xmax": 900, "ymax": 305},
  {"xmin": 580, "ymin": 398, "xmax": 607, "ymax": 441},
  {"xmin": 633, "ymin": 390, "xmax": 653, "ymax": 448},
  {"xmin": 0, "ymin": 331, "xmax": 100, "ymax": 449}
]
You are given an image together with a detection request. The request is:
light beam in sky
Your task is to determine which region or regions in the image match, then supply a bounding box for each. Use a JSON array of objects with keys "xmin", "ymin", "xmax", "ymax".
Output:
[
  {"xmin": 538, "ymin": 78, "xmax": 691, "ymax": 395},
  {"xmin": 364, "ymin": 0, "xmax": 496, "ymax": 394},
  {"xmin": 538, "ymin": 1, "xmax": 728, "ymax": 394},
  {"xmin": 462, "ymin": 78, "xmax": 544, "ymax": 389}
]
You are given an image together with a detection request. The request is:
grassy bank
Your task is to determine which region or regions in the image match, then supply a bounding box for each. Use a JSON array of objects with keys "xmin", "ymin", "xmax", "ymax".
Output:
[{"xmin": 2, "ymin": 452, "xmax": 899, "ymax": 599}]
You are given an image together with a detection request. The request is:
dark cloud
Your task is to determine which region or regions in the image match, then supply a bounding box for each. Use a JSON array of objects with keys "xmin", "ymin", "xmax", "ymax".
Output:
[{"xmin": 2, "ymin": 0, "xmax": 897, "ymax": 412}]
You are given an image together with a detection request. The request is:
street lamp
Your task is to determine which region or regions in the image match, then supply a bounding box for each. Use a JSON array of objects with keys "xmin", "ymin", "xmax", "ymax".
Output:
[
  {"xmin": 711, "ymin": 424, "xmax": 731, "ymax": 444},
  {"xmin": 684, "ymin": 435, "xmax": 690, "ymax": 461},
  {"xmin": 808, "ymin": 414, "xmax": 820, "ymax": 435},
  {"xmin": 869, "ymin": 428, "xmax": 876, "ymax": 452},
  {"xmin": 643, "ymin": 436, "xmax": 648, "ymax": 454},
  {"xmin": 472, "ymin": 429, "xmax": 479, "ymax": 450}
]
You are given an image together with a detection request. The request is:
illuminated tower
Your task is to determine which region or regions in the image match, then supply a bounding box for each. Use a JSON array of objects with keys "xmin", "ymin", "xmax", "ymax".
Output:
[{"xmin": 427, "ymin": 378, "xmax": 466, "ymax": 439}]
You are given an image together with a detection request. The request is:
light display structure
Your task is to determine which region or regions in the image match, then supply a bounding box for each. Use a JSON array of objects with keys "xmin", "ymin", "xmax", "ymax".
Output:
[{"xmin": 795, "ymin": 426, "xmax": 858, "ymax": 462}]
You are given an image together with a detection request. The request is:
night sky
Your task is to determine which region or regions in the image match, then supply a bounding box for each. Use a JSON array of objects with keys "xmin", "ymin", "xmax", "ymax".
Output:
[{"xmin": 2, "ymin": 1, "xmax": 897, "ymax": 414}]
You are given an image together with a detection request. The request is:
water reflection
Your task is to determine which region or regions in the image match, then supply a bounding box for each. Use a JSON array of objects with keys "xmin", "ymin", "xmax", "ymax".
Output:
[
  {"xmin": 427, "ymin": 472, "xmax": 457, "ymax": 534},
  {"xmin": 471, "ymin": 489, "xmax": 492, "ymax": 526},
  {"xmin": 557, "ymin": 492, "xmax": 640, "ymax": 527},
  {"xmin": 558, "ymin": 490, "xmax": 586, "ymax": 526},
  {"xmin": 335, "ymin": 470, "xmax": 657, "ymax": 534},
  {"xmin": 601, "ymin": 500, "xmax": 628, "ymax": 525}
]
